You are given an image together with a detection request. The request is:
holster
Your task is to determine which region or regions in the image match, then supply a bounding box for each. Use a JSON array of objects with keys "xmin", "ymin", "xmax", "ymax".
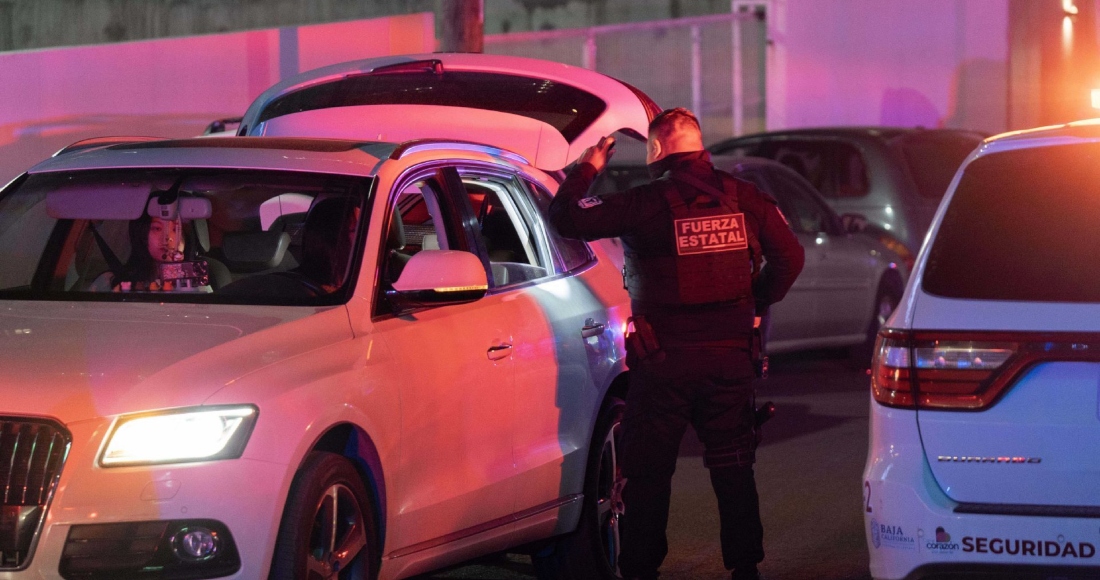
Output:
[{"xmin": 624, "ymin": 315, "xmax": 666, "ymax": 365}]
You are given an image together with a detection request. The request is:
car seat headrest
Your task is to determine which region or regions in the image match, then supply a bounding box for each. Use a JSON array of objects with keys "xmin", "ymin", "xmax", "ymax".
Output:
[
  {"xmin": 192, "ymin": 219, "xmax": 211, "ymax": 253},
  {"xmin": 222, "ymin": 231, "xmax": 290, "ymax": 272}
]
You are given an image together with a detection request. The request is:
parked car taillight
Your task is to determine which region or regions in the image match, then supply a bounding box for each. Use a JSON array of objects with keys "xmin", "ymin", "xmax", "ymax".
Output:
[{"xmin": 872, "ymin": 330, "xmax": 1019, "ymax": 410}]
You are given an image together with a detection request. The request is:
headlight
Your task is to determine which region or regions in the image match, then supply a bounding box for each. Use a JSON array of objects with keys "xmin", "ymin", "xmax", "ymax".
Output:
[{"xmin": 101, "ymin": 405, "xmax": 258, "ymax": 467}]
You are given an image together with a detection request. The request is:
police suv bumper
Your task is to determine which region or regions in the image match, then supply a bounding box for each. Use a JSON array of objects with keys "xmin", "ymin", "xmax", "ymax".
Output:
[{"xmin": 863, "ymin": 397, "xmax": 1100, "ymax": 580}]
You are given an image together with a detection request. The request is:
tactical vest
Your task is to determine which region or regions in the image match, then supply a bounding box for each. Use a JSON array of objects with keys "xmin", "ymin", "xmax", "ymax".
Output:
[{"xmin": 623, "ymin": 170, "xmax": 759, "ymax": 305}]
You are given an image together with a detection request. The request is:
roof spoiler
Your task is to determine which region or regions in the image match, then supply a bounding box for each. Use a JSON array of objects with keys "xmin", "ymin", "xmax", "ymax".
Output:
[
  {"xmin": 391, "ymin": 138, "xmax": 531, "ymax": 166},
  {"xmin": 53, "ymin": 136, "xmax": 167, "ymax": 158}
]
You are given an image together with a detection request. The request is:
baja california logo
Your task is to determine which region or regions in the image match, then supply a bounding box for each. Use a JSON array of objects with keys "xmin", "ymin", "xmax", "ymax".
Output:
[{"xmin": 871, "ymin": 520, "xmax": 915, "ymax": 550}]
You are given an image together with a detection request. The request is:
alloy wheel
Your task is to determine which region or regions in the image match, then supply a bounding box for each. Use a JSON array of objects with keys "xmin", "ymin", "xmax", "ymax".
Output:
[
  {"xmin": 595, "ymin": 418, "xmax": 625, "ymax": 575},
  {"xmin": 307, "ymin": 483, "xmax": 368, "ymax": 579}
]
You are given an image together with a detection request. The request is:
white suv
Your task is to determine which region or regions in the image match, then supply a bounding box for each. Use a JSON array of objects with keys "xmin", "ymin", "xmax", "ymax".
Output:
[
  {"xmin": 0, "ymin": 55, "xmax": 655, "ymax": 580},
  {"xmin": 864, "ymin": 119, "xmax": 1100, "ymax": 579}
]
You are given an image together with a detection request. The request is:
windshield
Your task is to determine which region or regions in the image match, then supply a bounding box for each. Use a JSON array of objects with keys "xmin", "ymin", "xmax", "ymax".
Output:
[
  {"xmin": 923, "ymin": 143, "xmax": 1100, "ymax": 302},
  {"xmin": 0, "ymin": 168, "xmax": 371, "ymax": 305},
  {"xmin": 890, "ymin": 130, "xmax": 983, "ymax": 200}
]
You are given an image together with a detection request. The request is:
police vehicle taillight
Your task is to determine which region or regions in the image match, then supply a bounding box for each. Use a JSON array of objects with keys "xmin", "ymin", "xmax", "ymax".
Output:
[{"xmin": 871, "ymin": 329, "xmax": 1019, "ymax": 410}]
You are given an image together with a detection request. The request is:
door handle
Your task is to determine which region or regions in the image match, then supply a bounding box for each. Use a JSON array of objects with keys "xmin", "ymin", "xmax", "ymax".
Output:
[
  {"xmin": 486, "ymin": 343, "xmax": 513, "ymax": 361},
  {"xmin": 581, "ymin": 319, "xmax": 606, "ymax": 339}
]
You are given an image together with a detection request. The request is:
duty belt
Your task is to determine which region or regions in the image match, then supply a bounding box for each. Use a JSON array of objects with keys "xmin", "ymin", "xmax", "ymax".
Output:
[{"xmin": 661, "ymin": 338, "xmax": 751, "ymax": 350}]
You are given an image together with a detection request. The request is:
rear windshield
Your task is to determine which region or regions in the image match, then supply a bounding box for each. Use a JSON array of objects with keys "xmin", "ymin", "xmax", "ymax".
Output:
[
  {"xmin": 890, "ymin": 131, "xmax": 983, "ymax": 200},
  {"xmin": 257, "ymin": 72, "xmax": 607, "ymax": 142},
  {"xmin": 0, "ymin": 168, "xmax": 370, "ymax": 306},
  {"xmin": 923, "ymin": 143, "xmax": 1100, "ymax": 302}
]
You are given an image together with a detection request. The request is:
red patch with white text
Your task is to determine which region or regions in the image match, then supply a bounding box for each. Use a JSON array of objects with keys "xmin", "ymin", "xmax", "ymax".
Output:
[{"xmin": 674, "ymin": 214, "xmax": 748, "ymax": 255}]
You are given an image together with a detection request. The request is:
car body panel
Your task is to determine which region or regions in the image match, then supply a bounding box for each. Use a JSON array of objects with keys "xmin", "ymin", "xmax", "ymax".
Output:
[
  {"xmin": 0, "ymin": 301, "xmax": 347, "ymax": 422},
  {"xmin": 371, "ymin": 292, "xmax": 518, "ymax": 550},
  {"xmin": 509, "ymin": 262, "xmax": 629, "ymax": 517},
  {"xmin": 863, "ymin": 401, "xmax": 1100, "ymax": 580},
  {"xmin": 919, "ymin": 361, "xmax": 1100, "ymax": 505},
  {"xmin": 239, "ymin": 53, "xmax": 654, "ymax": 172}
]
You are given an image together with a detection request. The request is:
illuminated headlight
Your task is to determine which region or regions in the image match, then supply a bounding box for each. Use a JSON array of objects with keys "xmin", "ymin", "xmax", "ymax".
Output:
[{"xmin": 101, "ymin": 406, "xmax": 258, "ymax": 467}]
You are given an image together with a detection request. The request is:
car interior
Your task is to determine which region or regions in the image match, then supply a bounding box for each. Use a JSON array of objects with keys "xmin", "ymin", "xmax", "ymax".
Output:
[{"xmin": 24, "ymin": 171, "xmax": 366, "ymax": 303}]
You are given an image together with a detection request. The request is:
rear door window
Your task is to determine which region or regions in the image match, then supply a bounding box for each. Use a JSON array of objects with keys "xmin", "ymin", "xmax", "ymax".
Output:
[
  {"xmin": 923, "ymin": 143, "xmax": 1100, "ymax": 302},
  {"xmin": 771, "ymin": 140, "xmax": 869, "ymax": 199},
  {"xmin": 458, "ymin": 170, "xmax": 558, "ymax": 289}
]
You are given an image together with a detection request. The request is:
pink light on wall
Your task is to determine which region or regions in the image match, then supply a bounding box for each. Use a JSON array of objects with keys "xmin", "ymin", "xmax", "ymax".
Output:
[{"xmin": 0, "ymin": 13, "xmax": 435, "ymax": 185}]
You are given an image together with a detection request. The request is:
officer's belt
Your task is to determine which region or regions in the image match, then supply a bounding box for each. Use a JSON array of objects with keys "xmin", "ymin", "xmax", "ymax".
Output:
[{"xmin": 660, "ymin": 338, "xmax": 751, "ymax": 350}]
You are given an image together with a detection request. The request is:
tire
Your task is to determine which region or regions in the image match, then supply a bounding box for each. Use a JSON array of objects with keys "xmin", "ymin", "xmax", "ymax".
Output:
[
  {"xmin": 850, "ymin": 276, "xmax": 902, "ymax": 366},
  {"xmin": 533, "ymin": 397, "xmax": 626, "ymax": 580},
  {"xmin": 269, "ymin": 451, "xmax": 379, "ymax": 580}
]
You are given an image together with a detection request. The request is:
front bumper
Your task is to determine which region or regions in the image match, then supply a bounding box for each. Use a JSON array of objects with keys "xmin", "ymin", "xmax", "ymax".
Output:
[
  {"xmin": 2, "ymin": 419, "xmax": 290, "ymax": 579},
  {"xmin": 863, "ymin": 398, "xmax": 1100, "ymax": 580}
]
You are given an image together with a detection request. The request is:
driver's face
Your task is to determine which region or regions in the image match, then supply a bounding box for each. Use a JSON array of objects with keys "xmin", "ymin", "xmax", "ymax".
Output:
[{"xmin": 148, "ymin": 216, "xmax": 183, "ymax": 262}]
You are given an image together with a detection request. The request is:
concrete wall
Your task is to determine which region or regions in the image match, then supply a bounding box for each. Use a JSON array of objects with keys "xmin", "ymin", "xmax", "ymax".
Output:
[
  {"xmin": 0, "ymin": 13, "xmax": 434, "ymax": 185},
  {"xmin": 0, "ymin": 0, "xmax": 726, "ymax": 52},
  {"xmin": 767, "ymin": 0, "xmax": 1010, "ymax": 134}
]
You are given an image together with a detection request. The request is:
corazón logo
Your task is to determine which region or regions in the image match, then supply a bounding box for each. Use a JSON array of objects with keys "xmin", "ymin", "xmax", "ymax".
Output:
[{"xmin": 925, "ymin": 527, "xmax": 960, "ymax": 554}]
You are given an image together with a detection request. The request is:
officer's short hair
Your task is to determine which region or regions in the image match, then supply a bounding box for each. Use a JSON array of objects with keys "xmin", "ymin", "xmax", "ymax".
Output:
[{"xmin": 649, "ymin": 107, "xmax": 701, "ymax": 142}]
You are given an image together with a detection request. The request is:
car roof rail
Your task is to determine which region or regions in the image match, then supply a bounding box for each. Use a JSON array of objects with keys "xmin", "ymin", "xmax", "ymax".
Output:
[
  {"xmin": 391, "ymin": 139, "xmax": 531, "ymax": 166},
  {"xmin": 53, "ymin": 136, "xmax": 167, "ymax": 157}
]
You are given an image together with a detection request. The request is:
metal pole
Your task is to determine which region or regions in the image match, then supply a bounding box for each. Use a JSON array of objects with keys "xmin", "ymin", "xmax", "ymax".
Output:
[
  {"xmin": 583, "ymin": 29, "xmax": 597, "ymax": 70},
  {"xmin": 731, "ymin": 2, "xmax": 744, "ymax": 136},
  {"xmin": 441, "ymin": 0, "xmax": 484, "ymax": 53},
  {"xmin": 691, "ymin": 24, "xmax": 702, "ymax": 117}
]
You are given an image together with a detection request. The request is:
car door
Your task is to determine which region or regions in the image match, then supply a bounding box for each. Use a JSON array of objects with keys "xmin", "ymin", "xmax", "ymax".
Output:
[
  {"xmin": 723, "ymin": 165, "xmax": 822, "ymax": 349},
  {"xmin": 766, "ymin": 167, "xmax": 874, "ymax": 340},
  {"xmin": 452, "ymin": 164, "xmax": 623, "ymax": 518},
  {"xmin": 369, "ymin": 166, "xmax": 518, "ymax": 553}
]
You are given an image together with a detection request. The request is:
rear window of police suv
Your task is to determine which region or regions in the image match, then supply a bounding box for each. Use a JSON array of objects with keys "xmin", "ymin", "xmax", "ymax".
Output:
[{"xmin": 923, "ymin": 143, "xmax": 1100, "ymax": 302}]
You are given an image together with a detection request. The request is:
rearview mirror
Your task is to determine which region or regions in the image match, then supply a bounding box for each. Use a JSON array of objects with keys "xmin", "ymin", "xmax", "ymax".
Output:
[
  {"xmin": 386, "ymin": 250, "xmax": 488, "ymax": 315},
  {"xmin": 147, "ymin": 196, "xmax": 212, "ymax": 220}
]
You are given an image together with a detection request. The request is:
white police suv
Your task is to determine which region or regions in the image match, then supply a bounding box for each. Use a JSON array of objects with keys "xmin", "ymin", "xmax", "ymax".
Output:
[
  {"xmin": 0, "ymin": 55, "xmax": 656, "ymax": 580},
  {"xmin": 864, "ymin": 119, "xmax": 1100, "ymax": 580}
]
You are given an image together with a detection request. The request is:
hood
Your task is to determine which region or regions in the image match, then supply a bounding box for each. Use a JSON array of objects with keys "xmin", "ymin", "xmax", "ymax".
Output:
[{"xmin": 0, "ymin": 301, "xmax": 351, "ymax": 423}]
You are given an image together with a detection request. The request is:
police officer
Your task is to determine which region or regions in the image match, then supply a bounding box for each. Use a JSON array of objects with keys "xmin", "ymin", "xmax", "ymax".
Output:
[{"xmin": 549, "ymin": 108, "xmax": 804, "ymax": 580}]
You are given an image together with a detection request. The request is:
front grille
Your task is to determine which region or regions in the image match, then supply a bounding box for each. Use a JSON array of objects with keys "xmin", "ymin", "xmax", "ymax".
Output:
[{"xmin": 0, "ymin": 417, "xmax": 71, "ymax": 570}]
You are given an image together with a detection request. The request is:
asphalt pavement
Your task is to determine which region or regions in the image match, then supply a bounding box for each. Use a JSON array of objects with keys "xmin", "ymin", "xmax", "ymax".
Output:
[{"xmin": 416, "ymin": 349, "xmax": 873, "ymax": 580}]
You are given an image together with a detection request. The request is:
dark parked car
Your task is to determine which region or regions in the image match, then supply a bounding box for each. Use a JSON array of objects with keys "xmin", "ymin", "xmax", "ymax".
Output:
[{"xmin": 708, "ymin": 127, "xmax": 986, "ymax": 254}]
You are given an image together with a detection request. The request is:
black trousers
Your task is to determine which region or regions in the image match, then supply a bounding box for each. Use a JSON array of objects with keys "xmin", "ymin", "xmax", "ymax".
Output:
[{"xmin": 618, "ymin": 347, "xmax": 764, "ymax": 579}]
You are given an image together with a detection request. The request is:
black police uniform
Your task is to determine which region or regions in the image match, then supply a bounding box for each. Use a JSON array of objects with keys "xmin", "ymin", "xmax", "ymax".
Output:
[{"xmin": 549, "ymin": 150, "xmax": 804, "ymax": 580}]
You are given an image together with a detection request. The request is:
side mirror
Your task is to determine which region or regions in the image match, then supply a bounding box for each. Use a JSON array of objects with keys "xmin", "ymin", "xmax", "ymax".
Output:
[
  {"xmin": 841, "ymin": 213, "xmax": 869, "ymax": 234},
  {"xmin": 385, "ymin": 250, "xmax": 488, "ymax": 315}
]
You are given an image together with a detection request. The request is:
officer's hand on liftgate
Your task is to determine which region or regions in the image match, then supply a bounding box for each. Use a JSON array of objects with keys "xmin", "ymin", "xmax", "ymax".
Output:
[{"xmin": 578, "ymin": 135, "xmax": 616, "ymax": 173}]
